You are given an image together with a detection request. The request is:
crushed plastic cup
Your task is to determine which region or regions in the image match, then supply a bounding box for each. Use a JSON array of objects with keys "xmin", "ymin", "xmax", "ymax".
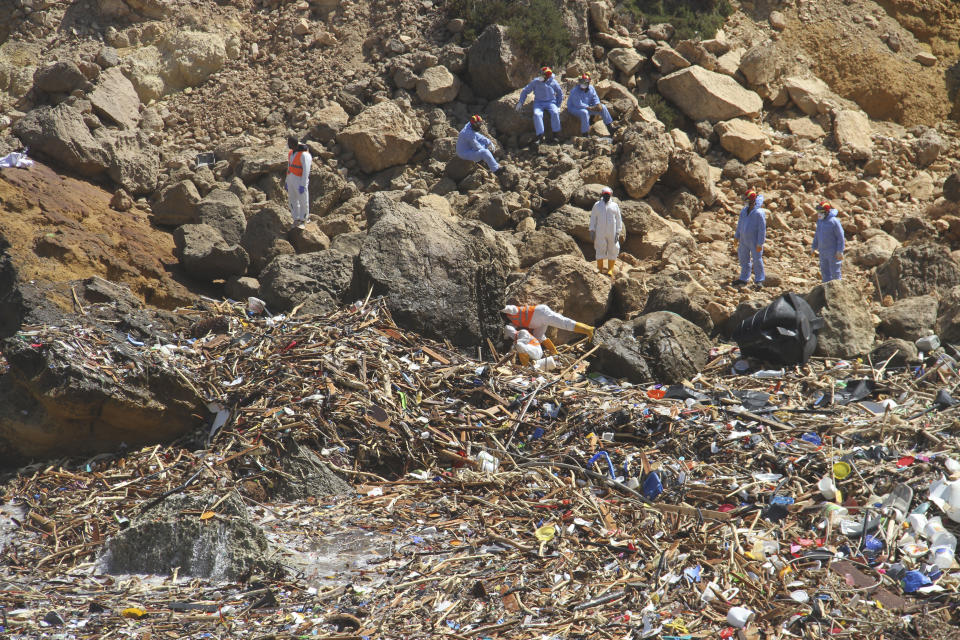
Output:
[
  {"xmin": 789, "ymin": 590, "xmax": 810, "ymax": 603},
  {"xmin": 907, "ymin": 512, "xmax": 928, "ymax": 534},
  {"xmin": 727, "ymin": 606, "xmax": 754, "ymax": 628},
  {"xmin": 819, "ymin": 475, "xmax": 838, "ymax": 501},
  {"xmin": 902, "ymin": 570, "xmax": 932, "ymax": 593},
  {"xmin": 832, "ymin": 461, "xmax": 852, "ymax": 480},
  {"xmin": 247, "ymin": 296, "xmax": 267, "ymax": 314},
  {"xmin": 476, "ymin": 451, "xmax": 499, "ymax": 473}
]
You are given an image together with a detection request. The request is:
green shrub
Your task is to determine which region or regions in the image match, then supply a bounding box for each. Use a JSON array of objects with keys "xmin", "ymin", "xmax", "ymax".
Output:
[
  {"xmin": 623, "ymin": 0, "xmax": 733, "ymax": 41},
  {"xmin": 639, "ymin": 92, "xmax": 685, "ymax": 130},
  {"xmin": 447, "ymin": 0, "xmax": 573, "ymax": 66}
]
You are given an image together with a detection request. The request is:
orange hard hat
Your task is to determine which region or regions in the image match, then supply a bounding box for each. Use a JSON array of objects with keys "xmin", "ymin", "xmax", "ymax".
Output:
[
  {"xmin": 579, "ymin": 73, "xmax": 591, "ymax": 82},
  {"xmin": 540, "ymin": 66, "xmax": 553, "ymax": 77},
  {"xmin": 470, "ymin": 114, "xmax": 482, "ymax": 125},
  {"xmin": 817, "ymin": 200, "xmax": 832, "ymax": 211},
  {"xmin": 745, "ymin": 190, "xmax": 758, "ymax": 201}
]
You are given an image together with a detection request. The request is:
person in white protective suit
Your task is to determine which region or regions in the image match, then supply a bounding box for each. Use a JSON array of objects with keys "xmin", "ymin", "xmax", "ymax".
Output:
[
  {"xmin": 503, "ymin": 325, "xmax": 558, "ymax": 370},
  {"xmin": 589, "ymin": 186, "xmax": 624, "ymax": 277},
  {"xmin": 285, "ymin": 135, "xmax": 312, "ymax": 227},
  {"xmin": 502, "ymin": 303, "xmax": 594, "ymax": 356}
]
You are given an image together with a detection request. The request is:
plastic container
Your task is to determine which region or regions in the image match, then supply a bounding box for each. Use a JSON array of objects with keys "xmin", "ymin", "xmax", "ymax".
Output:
[
  {"xmin": 916, "ymin": 335, "xmax": 941, "ymax": 352},
  {"xmin": 727, "ymin": 606, "xmax": 754, "ymax": 628},
  {"xmin": 819, "ymin": 475, "xmax": 839, "ymax": 501}
]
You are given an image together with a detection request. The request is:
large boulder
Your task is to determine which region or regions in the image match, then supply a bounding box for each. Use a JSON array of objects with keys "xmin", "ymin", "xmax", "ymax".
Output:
[
  {"xmin": 308, "ymin": 168, "xmax": 348, "ymax": 219},
  {"xmin": 608, "ymin": 47, "xmax": 645, "ymax": 75},
  {"xmin": 417, "ymin": 65, "xmax": 460, "ymax": 104},
  {"xmin": 0, "ymin": 328, "xmax": 204, "ymax": 462},
  {"xmin": 241, "ymin": 202, "xmax": 293, "ymax": 273},
  {"xmin": 664, "ymin": 150, "xmax": 717, "ymax": 206},
  {"xmin": 98, "ymin": 493, "xmax": 280, "ymax": 581},
  {"xmin": 102, "ymin": 129, "xmax": 160, "ymax": 196},
  {"xmin": 877, "ymin": 243, "xmax": 960, "ymax": 299},
  {"xmin": 944, "ymin": 171, "xmax": 960, "ymax": 203},
  {"xmin": 512, "ymin": 229, "xmax": 583, "ymax": 268},
  {"xmin": 936, "ymin": 286, "xmax": 960, "ymax": 344},
  {"xmin": 541, "ymin": 205, "xmax": 592, "ymax": 243},
  {"xmin": 259, "ymin": 250, "xmax": 354, "ymax": 312},
  {"xmin": 833, "ymin": 109, "xmax": 872, "ymax": 153},
  {"xmin": 657, "ymin": 65, "xmax": 763, "ymax": 122},
  {"xmin": 738, "ymin": 44, "xmax": 784, "ymax": 86},
  {"xmin": 805, "ymin": 279, "xmax": 875, "ymax": 358},
  {"xmin": 88, "ymin": 66, "xmax": 142, "ymax": 129},
  {"xmin": 33, "ymin": 61, "xmax": 88, "ymax": 94},
  {"xmin": 159, "ymin": 29, "xmax": 226, "ymax": 89},
  {"xmin": 174, "ymin": 224, "xmax": 249, "ymax": 281},
  {"xmin": 877, "ymin": 295, "xmax": 938, "ymax": 342},
  {"xmin": 849, "ymin": 231, "xmax": 899, "ymax": 268},
  {"xmin": 871, "ymin": 338, "xmax": 919, "ymax": 367},
  {"xmin": 12, "ymin": 104, "xmax": 111, "ymax": 176},
  {"xmin": 642, "ymin": 285, "xmax": 713, "ymax": 333},
  {"xmin": 356, "ymin": 194, "xmax": 517, "ymax": 346},
  {"xmin": 196, "ymin": 189, "xmax": 246, "ymax": 246},
  {"xmin": 542, "ymin": 169, "xmax": 582, "ymax": 209},
  {"xmin": 336, "ymin": 101, "xmax": 423, "ymax": 173},
  {"xmin": 783, "ymin": 75, "xmax": 841, "ymax": 116},
  {"xmin": 310, "ymin": 100, "xmax": 350, "ymax": 142},
  {"xmin": 593, "ymin": 312, "xmax": 711, "ymax": 383},
  {"xmin": 506, "ymin": 255, "xmax": 612, "ymax": 343},
  {"xmin": 619, "ymin": 122, "xmax": 672, "ymax": 198},
  {"xmin": 620, "ymin": 200, "xmax": 696, "ymax": 260},
  {"xmin": 466, "ymin": 24, "xmax": 537, "ymax": 99},
  {"xmin": 486, "ymin": 89, "xmax": 530, "ymax": 136},
  {"xmin": 716, "ymin": 119, "xmax": 769, "ymax": 161},
  {"xmin": 151, "ymin": 180, "xmax": 202, "ymax": 226}
]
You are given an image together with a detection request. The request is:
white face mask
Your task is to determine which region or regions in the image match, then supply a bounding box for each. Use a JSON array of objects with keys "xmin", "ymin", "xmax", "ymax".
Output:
[{"xmin": 579, "ymin": 82, "xmax": 588, "ymax": 89}]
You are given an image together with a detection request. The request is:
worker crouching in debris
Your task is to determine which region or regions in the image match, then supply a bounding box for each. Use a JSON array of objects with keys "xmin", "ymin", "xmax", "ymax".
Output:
[
  {"xmin": 502, "ymin": 304, "xmax": 594, "ymax": 357},
  {"xmin": 504, "ymin": 325, "xmax": 558, "ymax": 370}
]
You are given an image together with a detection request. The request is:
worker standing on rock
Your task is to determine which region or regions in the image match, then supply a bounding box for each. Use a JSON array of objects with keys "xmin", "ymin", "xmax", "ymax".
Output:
[
  {"xmin": 286, "ymin": 135, "xmax": 311, "ymax": 227},
  {"xmin": 566, "ymin": 73, "xmax": 614, "ymax": 137},
  {"xmin": 733, "ymin": 190, "xmax": 766, "ymax": 289},
  {"xmin": 515, "ymin": 66, "xmax": 564, "ymax": 146},
  {"xmin": 502, "ymin": 304, "xmax": 594, "ymax": 354},
  {"xmin": 456, "ymin": 115, "xmax": 501, "ymax": 175},
  {"xmin": 812, "ymin": 200, "xmax": 845, "ymax": 282},
  {"xmin": 590, "ymin": 186, "xmax": 624, "ymax": 277}
]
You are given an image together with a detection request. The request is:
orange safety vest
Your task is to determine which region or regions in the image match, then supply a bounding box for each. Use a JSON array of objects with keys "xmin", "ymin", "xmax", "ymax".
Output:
[
  {"xmin": 287, "ymin": 150, "xmax": 304, "ymax": 177},
  {"xmin": 508, "ymin": 305, "xmax": 536, "ymax": 329}
]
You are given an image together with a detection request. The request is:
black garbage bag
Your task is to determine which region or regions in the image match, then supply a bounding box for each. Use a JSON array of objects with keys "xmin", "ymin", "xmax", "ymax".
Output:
[{"xmin": 733, "ymin": 293, "xmax": 824, "ymax": 366}]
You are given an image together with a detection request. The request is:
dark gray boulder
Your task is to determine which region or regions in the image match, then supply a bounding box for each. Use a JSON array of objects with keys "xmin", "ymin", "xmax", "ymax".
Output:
[
  {"xmin": 174, "ymin": 224, "xmax": 249, "ymax": 282},
  {"xmin": 877, "ymin": 243, "xmax": 960, "ymax": 299},
  {"xmin": 259, "ymin": 249, "xmax": 354, "ymax": 312},
  {"xmin": 97, "ymin": 493, "xmax": 281, "ymax": 580},
  {"xmin": 466, "ymin": 24, "xmax": 537, "ymax": 99},
  {"xmin": 151, "ymin": 180, "xmax": 202, "ymax": 226},
  {"xmin": 642, "ymin": 285, "xmax": 714, "ymax": 333},
  {"xmin": 241, "ymin": 202, "xmax": 293, "ymax": 274},
  {"xmin": 593, "ymin": 311, "xmax": 712, "ymax": 384},
  {"xmin": 197, "ymin": 189, "xmax": 246, "ymax": 246},
  {"xmin": 356, "ymin": 194, "xmax": 518, "ymax": 346},
  {"xmin": 876, "ymin": 295, "xmax": 938, "ymax": 342}
]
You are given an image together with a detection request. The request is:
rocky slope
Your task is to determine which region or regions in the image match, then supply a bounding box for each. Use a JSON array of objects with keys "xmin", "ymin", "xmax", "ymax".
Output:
[{"xmin": 2, "ymin": 0, "xmax": 960, "ymax": 453}]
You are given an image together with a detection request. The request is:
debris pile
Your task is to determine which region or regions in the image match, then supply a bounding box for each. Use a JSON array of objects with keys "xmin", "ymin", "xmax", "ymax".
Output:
[{"xmin": 0, "ymin": 299, "xmax": 959, "ymax": 638}]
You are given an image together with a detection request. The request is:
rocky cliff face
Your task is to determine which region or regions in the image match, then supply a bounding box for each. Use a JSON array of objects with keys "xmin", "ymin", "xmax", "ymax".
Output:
[{"xmin": 1, "ymin": 0, "xmax": 960, "ymax": 460}]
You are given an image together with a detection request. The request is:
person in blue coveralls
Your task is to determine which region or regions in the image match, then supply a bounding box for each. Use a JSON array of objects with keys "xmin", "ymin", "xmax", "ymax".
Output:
[
  {"xmin": 565, "ymin": 73, "xmax": 615, "ymax": 137},
  {"xmin": 456, "ymin": 114, "xmax": 501, "ymax": 175},
  {"xmin": 733, "ymin": 189, "xmax": 766, "ymax": 289},
  {"xmin": 515, "ymin": 66, "xmax": 564, "ymax": 146},
  {"xmin": 812, "ymin": 200, "xmax": 845, "ymax": 282}
]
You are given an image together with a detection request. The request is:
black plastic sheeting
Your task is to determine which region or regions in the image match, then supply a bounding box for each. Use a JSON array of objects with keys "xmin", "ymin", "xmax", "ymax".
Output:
[{"xmin": 733, "ymin": 293, "xmax": 824, "ymax": 366}]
